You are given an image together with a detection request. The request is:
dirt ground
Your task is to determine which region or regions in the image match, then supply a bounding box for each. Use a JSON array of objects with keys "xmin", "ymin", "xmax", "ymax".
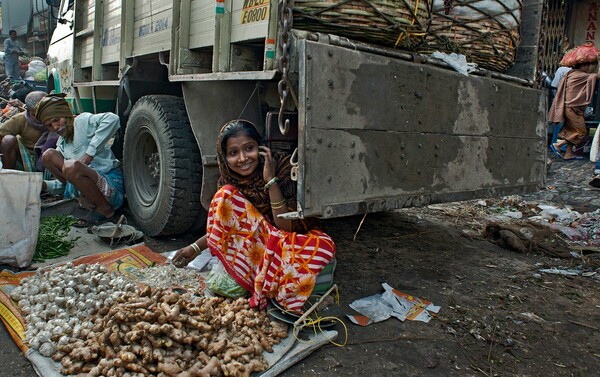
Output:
[{"xmin": 1, "ymin": 156, "xmax": 599, "ymax": 377}]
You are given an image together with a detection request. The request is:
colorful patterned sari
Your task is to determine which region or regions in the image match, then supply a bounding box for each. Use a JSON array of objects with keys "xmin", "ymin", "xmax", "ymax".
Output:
[{"xmin": 206, "ymin": 185, "xmax": 336, "ymax": 313}]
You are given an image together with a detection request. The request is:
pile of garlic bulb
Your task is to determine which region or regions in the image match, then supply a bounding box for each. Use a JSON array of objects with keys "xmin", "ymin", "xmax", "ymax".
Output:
[
  {"xmin": 11, "ymin": 262, "xmax": 138, "ymax": 357},
  {"xmin": 132, "ymin": 264, "xmax": 204, "ymax": 290}
]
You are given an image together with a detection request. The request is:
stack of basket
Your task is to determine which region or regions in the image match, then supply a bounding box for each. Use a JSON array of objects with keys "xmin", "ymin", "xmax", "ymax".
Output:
[
  {"xmin": 417, "ymin": 0, "xmax": 522, "ymax": 72},
  {"xmin": 293, "ymin": 0, "xmax": 432, "ymax": 50}
]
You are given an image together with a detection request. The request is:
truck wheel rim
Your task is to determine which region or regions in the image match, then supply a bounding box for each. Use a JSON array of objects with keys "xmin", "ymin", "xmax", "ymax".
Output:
[{"xmin": 133, "ymin": 126, "xmax": 160, "ymax": 206}]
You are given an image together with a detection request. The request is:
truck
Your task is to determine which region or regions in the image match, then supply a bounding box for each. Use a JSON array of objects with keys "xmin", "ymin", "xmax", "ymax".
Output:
[{"xmin": 46, "ymin": 0, "xmax": 548, "ymax": 236}]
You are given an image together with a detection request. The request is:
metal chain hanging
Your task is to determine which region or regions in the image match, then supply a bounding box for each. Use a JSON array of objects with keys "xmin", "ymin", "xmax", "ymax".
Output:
[{"xmin": 277, "ymin": 0, "xmax": 294, "ymax": 135}]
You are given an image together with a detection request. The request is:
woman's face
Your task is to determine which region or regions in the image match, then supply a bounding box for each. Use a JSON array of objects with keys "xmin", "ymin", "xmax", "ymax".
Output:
[
  {"xmin": 44, "ymin": 117, "xmax": 69, "ymax": 137},
  {"xmin": 225, "ymin": 133, "xmax": 260, "ymax": 176}
]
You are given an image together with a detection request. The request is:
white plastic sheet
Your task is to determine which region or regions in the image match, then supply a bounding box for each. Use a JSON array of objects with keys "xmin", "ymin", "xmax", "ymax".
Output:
[
  {"xmin": 432, "ymin": 0, "xmax": 521, "ymax": 29},
  {"xmin": 0, "ymin": 170, "xmax": 42, "ymax": 267}
]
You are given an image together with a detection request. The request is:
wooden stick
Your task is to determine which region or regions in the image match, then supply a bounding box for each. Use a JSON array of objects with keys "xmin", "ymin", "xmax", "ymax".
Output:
[
  {"xmin": 568, "ymin": 320, "xmax": 599, "ymax": 331},
  {"xmin": 353, "ymin": 213, "xmax": 367, "ymax": 241},
  {"xmin": 110, "ymin": 215, "xmax": 126, "ymax": 247},
  {"xmin": 293, "ymin": 284, "xmax": 337, "ymax": 328}
]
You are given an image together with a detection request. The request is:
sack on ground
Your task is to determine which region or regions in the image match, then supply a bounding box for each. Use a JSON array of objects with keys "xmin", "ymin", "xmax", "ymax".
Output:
[{"xmin": 0, "ymin": 171, "xmax": 42, "ymax": 267}]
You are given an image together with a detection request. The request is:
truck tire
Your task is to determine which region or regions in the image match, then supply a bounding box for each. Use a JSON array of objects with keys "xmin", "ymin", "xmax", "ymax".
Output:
[{"xmin": 123, "ymin": 95, "xmax": 203, "ymax": 236}]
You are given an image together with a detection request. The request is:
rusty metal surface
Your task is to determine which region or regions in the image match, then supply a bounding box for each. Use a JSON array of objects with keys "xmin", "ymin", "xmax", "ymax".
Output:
[
  {"xmin": 182, "ymin": 81, "xmax": 264, "ymax": 209},
  {"xmin": 298, "ymin": 40, "xmax": 547, "ymax": 218}
]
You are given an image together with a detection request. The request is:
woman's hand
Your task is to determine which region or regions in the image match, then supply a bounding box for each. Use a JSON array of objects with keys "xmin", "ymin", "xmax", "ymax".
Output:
[
  {"xmin": 259, "ymin": 145, "xmax": 276, "ymax": 182},
  {"xmin": 172, "ymin": 245, "xmax": 197, "ymax": 268}
]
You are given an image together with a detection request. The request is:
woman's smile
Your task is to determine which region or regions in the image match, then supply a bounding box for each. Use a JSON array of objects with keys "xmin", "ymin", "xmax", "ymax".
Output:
[{"xmin": 225, "ymin": 134, "xmax": 260, "ymax": 176}]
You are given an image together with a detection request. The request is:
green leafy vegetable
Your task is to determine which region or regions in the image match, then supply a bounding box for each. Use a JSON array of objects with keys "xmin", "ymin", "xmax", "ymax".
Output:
[{"xmin": 34, "ymin": 215, "xmax": 80, "ymax": 262}]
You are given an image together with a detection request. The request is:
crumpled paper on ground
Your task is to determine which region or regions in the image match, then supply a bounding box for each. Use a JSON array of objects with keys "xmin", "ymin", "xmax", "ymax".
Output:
[{"xmin": 347, "ymin": 283, "xmax": 441, "ymax": 326}]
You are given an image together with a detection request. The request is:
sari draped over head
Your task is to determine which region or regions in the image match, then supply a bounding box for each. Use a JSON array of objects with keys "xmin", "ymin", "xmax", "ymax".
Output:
[
  {"xmin": 216, "ymin": 125, "xmax": 317, "ymax": 233},
  {"xmin": 207, "ymin": 121, "xmax": 336, "ymax": 313}
]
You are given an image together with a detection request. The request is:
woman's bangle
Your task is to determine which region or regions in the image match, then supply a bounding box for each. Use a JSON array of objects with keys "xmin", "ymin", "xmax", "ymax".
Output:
[
  {"xmin": 271, "ymin": 201, "xmax": 287, "ymax": 210},
  {"xmin": 270, "ymin": 199, "xmax": 286, "ymax": 206},
  {"xmin": 264, "ymin": 177, "xmax": 280, "ymax": 191},
  {"xmin": 190, "ymin": 242, "xmax": 201, "ymax": 255}
]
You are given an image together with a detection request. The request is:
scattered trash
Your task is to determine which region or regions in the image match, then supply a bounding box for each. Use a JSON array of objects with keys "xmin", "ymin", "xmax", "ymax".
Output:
[
  {"xmin": 484, "ymin": 221, "xmax": 572, "ymax": 258},
  {"xmin": 431, "ymin": 51, "xmax": 477, "ymax": 76},
  {"xmin": 519, "ymin": 312, "xmax": 546, "ymax": 323},
  {"xmin": 539, "ymin": 267, "xmax": 597, "ymax": 277},
  {"xmin": 347, "ymin": 283, "xmax": 440, "ymax": 326}
]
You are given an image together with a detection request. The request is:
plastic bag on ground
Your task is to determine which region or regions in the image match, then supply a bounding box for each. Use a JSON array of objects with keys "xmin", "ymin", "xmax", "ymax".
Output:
[{"xmin": 205, "ymin": 259, "xmax": 248, "ymax": 298}]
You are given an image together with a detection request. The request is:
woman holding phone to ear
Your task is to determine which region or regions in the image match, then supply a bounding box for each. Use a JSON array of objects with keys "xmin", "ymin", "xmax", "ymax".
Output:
[{"xmin": 173, "ymin": 119, "xmax": 336, "ymax": 313}]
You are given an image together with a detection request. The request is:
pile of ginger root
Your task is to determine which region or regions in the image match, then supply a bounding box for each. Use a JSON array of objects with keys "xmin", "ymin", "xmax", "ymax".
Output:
[{"xmin": 54, "ymin": 285, "xmax": 288, "ymax": 377}]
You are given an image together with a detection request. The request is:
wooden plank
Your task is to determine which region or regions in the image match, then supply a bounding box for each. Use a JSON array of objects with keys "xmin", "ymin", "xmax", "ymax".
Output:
[
  {"xmin": 132, "ymin": 0, "xmax": 173, "ymax": 57},
  {"xmin": 120, "ymin": 0, "xmax": 134, "ymax": 69},
  {"xmin": 214, "ymin": 0, "xmax": 232, "ymax": 72},
  {"xmin": 92, "ymin": 0, "xmax": 105, "ymax": 81},
  {"xmin": 100, "ymin": 0, "xmax": 121, "ymax": 65},
  {"xmin": 189, "ymin": 0, "xmax": 215, "ymax": 49}
]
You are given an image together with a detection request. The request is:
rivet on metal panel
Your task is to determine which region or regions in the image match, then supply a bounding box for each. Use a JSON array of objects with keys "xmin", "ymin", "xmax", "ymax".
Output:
[
  {"xmin": 400, "ymin": 143, "xmax": 405, "ymax": 149},
  {"xmin": 328, "ymin": 50, "xmax": 334, "ymax": 57},
  {"xmin": 325, "ymin": 207, "xmax": 333, "ymax": 216},
  {"xmin": 401, "ymin": 154, "xmax": 405, "ymax": 159},
  {"xmin": 417, "ymin": 170, "xmax": 421, "ymax": 175},
  {"xmin": 434, "ymin": 153, "xmax": 439, "ymax": 158},
  {"xmin": 327, "ymin": 176, "xmax": 332, "ymax": 183},
  {"xmin": 328, "ymin": 79, "xmax": 334, "ymax": 89},
  {"xmin": 350, "ymin": 152, "xmax": 355, "ymax": 159},
  {"xmin": 317, "ymin": 137, "xmax": 323, "ymax": 144},
  {"xmin": 306, "ymin": 186, "xmax": 311, "ymax": 193},
  {"xmin": 327, "ymin": 114, "xmax": 332, "ymax": 120},
  {"xmin": 327, "ymin": 141, "xmax": 332, "ymax": 148},
  {"xmin": 307, "ymin": 53, "xmax": 312, "ymax": 60},
  {"xmin": 418, "ymin": 143, "xmax": 422, "ymax": 149},
  {"xmin": 435, "ymin": 144, "xmax": 440, "ymax": 149},
  {"xmin": 351, "ymin": 141, "xmax": 355, "ymax": 147},
  {"xmin": 307, "ymin": 104, "xmax": 311, "ymax": 110}
]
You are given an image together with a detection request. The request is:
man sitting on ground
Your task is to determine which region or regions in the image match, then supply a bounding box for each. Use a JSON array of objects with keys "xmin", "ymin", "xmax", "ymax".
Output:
[
  {"xmin": 0, "ymin": 91, "xmax": 50, "ymax": 171},
  {"xmin": 37, "ymin": 93, "xmax": 125, "ymax": 227}
]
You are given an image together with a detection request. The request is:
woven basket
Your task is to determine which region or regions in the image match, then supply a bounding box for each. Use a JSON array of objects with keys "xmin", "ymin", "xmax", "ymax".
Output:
[
  {"xmin": 293, "ymin": 0, "xmax": 432, "ymax": 50},
  {"xmin": 418, "ymin": 1, "xmax": 521, "ymax": 72}
]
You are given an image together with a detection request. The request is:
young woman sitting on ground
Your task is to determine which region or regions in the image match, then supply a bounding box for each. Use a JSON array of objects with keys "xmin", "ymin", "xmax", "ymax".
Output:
[{"xmin": 172, "ymin": 119, "xmax": 336, "ymax": 313}]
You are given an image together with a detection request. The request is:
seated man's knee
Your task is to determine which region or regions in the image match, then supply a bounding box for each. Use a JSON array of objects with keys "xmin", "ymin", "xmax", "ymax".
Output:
[
  {"xmin": 42, "ymin": 148, "xmax": 58, "ymax": 163},
  {"xmin": 63, "ymin": 160, "xmax": 86, "ymax": 181},
  {"xmin": 0, "ymin": 135, "xmax": 17, "ymax": 150}
]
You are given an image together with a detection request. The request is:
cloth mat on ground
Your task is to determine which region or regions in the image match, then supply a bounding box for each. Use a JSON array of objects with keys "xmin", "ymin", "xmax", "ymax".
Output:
[
  {"xmin": 0, "ymin": 244, "xmax": 336, "ymax": 377},
  {"xmin": 0, "ymin": 244, "xmax": 166, "ymax": 352}
]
